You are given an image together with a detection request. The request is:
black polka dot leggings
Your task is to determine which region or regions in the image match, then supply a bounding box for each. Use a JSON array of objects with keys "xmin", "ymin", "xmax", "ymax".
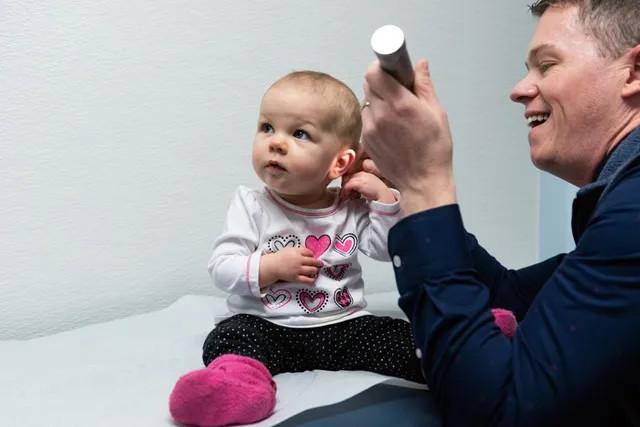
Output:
[{"xmin": 202, "ymin": 314, "xmax": 425, "ymax": 384}]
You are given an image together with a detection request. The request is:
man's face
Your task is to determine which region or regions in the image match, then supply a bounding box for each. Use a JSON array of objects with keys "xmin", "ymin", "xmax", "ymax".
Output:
[{"xmin": 510, "ymin": 5, "xmax": 628, "ymax": 186}]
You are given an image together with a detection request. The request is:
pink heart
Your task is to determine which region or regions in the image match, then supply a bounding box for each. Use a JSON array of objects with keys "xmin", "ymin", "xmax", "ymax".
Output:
[
  {"xmin": 333, "ymin": 233, "xmax": 357, "ymax": 256},
  {"xmin": 305, "ymin": 235, "xmax": 331, "ymax": 258},
  {"xmin": 324, "ymin": 263, "xmax": 350, "ymax": 281},
  {"xmin": 261, "ymin": 289, "xmax": 291, "ymax": 310},
  {"xmin": 297, "ymin": 290, "xmax": 328, "ymax": 313},
  {"xmin": 334, "ymin": 287, "xmax": 353, "ymax": 308}
]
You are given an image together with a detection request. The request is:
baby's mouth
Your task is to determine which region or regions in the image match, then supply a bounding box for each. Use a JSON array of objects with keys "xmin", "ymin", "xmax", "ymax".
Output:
[{"xmin": 266, "ymin": 160, "xmax": 287, "ymax": 171}]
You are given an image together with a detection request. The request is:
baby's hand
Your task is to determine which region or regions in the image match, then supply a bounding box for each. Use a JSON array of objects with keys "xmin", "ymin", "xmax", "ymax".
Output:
[
  {"xmin": 341, "ymin": 171, "xmax": 396, "ymax": 203},
  {"xmin": 259, "ymin": 248, "xmax": 323, "ymax": 288}
]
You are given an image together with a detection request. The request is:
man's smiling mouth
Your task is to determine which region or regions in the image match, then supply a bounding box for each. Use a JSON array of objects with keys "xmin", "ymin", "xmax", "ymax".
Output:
[{"xmin": 527, "ymin": 113, "xmax": 550, "ymax": 128}]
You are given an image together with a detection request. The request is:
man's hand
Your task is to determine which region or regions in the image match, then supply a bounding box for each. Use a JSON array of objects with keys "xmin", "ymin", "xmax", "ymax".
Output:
[
  {"xmin": 362, "ymin": 59, "xmax": 457, "ymax": 215},
  {"xmin": 259, "ymin": 248, "xmax": 323, "ymax": 289}
]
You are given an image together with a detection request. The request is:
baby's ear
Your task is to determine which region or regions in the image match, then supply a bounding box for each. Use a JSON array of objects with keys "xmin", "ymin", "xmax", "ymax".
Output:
[{"xmin": 328, "ymin": 147, "xmax": 356, "ymax": 180}]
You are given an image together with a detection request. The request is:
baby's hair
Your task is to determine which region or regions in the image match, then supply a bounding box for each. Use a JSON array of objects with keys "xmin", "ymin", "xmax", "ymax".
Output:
[{"xmin": 270, "ymin": 71, "xmax": 362, "ymax": 151}]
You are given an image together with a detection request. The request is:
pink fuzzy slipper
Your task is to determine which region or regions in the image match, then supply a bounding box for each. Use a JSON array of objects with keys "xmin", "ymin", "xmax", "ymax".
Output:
[
  {"xmin": 491, "ymin": 308, "xmax": 518, "ymax": 338},
  {"xmin": 169, "ymin": 354, "xmax": 276, "ymax": 427}
]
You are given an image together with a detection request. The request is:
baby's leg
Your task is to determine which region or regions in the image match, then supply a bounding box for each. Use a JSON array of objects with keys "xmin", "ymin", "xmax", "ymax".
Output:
[
  {"xmin": 201, "ymin": 314, "xmax": 300, "ymax": 374},
  {"xmin": 321, "ymin": 315, "xmax": 426, "ymax": 383},
  {"xmin": 169, "ymin": 315, "xmax": 280, "ymax": 427},
  {"xmin": 318, "ymin": 311, "xmax": 517, "ymax": 384}
]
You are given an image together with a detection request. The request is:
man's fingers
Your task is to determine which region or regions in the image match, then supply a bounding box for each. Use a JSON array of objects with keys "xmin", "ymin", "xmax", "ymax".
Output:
[
  {"xmin": 363, "ymin": 63, "xmax": 385, "ymax": 102},
  {"xmin": 362, "ymin": 159, "xmax": 380, "ymax": 175},
  {"xmin": 361, "ymin": 159, "xmax": 394, "ymax": 188},
  {"xmin": 344, "ymin": 142, "xmax": 369, "ymax": 176},
  {"xmin": 364, "ymin": 60, "xmax": 407, "ymax": 102},
  {"xmin": 413, "ymin": 58, "xmax": 440, "ymax": 103}
]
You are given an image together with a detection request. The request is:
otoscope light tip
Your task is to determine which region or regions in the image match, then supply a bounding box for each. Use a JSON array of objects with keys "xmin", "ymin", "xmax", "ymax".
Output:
[{"xmin": 371, "ymin": 25, "xmax": 405, "ymax": 56}]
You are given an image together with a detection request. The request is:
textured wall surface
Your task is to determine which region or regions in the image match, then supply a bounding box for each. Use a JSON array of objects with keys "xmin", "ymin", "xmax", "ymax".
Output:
[{"xmin": 1, "ymin": 0, "xmax": 538, "ymax": 339}]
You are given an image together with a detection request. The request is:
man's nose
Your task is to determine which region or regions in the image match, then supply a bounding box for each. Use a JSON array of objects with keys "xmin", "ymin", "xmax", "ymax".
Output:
[{"xmin": 509, "ymin": 75, "xmax": 538, "ymax": 104}]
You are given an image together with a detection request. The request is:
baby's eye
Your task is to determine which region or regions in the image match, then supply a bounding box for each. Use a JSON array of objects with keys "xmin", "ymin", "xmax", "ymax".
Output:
[
  {"xmin": 260, "ymin": 122, "xmax": 274, "ymax": 133},
  {"xmin": 293, "ymin": 129, "xmax": 310, "ymax": 140}
]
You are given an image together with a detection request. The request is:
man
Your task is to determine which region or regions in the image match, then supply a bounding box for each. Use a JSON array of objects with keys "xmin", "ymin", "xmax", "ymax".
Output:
[{"xmin": 361, "ymin": 1, "xmax": 640, "ymax": 425}]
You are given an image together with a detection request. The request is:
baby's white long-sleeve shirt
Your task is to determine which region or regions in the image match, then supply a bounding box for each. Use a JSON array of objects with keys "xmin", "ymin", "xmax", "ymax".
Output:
[{"xmin": 208, "ymin": 186, "xmax": 401, "ymax": 327}]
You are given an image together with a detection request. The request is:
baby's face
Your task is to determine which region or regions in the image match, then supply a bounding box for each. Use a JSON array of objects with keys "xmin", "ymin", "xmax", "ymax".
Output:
[{"xmin": 252, "ymin": 84, "xmax": 344, "ymax": 200}]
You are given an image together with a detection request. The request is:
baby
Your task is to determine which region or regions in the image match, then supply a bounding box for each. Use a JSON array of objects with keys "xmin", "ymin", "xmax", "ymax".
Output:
[{"xmin": 168, "ymin": 71, "xmax": 516, "ymax": 427}]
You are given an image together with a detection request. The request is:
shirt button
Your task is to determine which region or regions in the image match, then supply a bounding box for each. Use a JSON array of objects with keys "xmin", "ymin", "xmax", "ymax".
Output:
[
  {"xmin": 393, "ymin": 255, "xmax": 402, "ymax": 268},
  {"xmin": 415, "ymin": 348, "xmax": 422, "ymax": 359}
]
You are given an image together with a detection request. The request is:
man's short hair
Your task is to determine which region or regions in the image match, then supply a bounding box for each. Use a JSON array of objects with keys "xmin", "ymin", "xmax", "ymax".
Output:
[
  {"xmin": 529, "ymin": 0, "xmax": 640, "ymax": 57},
  {"xmin": 271, "ymin": 71, "xmax": 362, "ymax": 150}
]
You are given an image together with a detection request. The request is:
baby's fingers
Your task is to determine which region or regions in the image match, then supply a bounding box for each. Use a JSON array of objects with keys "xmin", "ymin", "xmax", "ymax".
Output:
[
  {"xmin": 297, "ymin": 275, "xmax": 317, "ymax": 285},
  {"xmin": 299, "ymin": 265, "xmax": 320, "ymax": 278},
  {"xmin": 339, "ymin": 186, "xmax": 360, "ymax": 202},
  {"xmin": 302, "ymin": 256, "xmax": 324, "ymax": 268},
  {"xmin": 299, "ymin": 248, "xmax": 315, "ymax": 258},
  {"xmin": 362, "ymin": 159, "xmax": 394, "ymax": 187}
]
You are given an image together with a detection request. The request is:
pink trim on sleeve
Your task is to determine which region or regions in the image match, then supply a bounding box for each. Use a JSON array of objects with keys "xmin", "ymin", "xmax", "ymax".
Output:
[{"xmin": 369, "ymin": 207, "xmax": 401, "ymax": 216}]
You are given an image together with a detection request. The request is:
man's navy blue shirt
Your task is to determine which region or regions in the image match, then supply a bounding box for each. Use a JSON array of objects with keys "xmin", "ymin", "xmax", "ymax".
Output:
[{"xmin": 389, "ymin": 127, "xmax": 640, "ymax": 426}]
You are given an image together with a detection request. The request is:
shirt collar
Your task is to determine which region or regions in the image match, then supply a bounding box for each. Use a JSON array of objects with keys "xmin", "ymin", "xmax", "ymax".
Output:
[
  {"xmin": 571, "ymin": 126, "xmax": 640, "ymax": 242},
  {"xmin": 577, "ymin": 126, "xmax": 640, "ymax": 197}
]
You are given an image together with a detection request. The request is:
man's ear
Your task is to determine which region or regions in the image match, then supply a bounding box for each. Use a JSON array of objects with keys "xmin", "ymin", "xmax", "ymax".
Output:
[
  {"xmin": 622, "ymin": 44, "xmax": 640, "ymax": 98},
  {"xmin": 328, "ymin": 148, "xmax": 356, "ymax": 180}
]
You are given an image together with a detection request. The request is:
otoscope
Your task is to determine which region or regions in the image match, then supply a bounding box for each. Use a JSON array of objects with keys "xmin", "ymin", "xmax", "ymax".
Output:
[{"xmin": 370, "ymin": 25, "xmax": 414, "ymax": 90}]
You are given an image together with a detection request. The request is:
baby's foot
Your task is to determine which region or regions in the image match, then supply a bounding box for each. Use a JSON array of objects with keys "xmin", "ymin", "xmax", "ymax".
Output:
[
  {"xmin": 491, "ymin": 308, "xmax": 518, "ymax": 339},
  {"xmin": 169, "ymin": 354, "xmax": 276, "ymax": 427}
]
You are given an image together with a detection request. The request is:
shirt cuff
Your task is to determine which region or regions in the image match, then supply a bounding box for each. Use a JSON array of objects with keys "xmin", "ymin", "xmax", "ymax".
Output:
[
  {"xmin": 246, "ymin": 249, "xmax": 263, "ymax": 297},
  {"xmin": 388, "ymin": 204, "xmax": 473, "ymax": 293},
  {"xmin": 369, "ymin": 189, "xmax": 401, "ymax": 215}
]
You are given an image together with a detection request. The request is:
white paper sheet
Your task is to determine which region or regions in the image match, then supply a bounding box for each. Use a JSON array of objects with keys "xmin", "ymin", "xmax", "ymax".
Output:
[{"xmin": 0, "ymin": 292, "xmax": 416, "ymax": 426}]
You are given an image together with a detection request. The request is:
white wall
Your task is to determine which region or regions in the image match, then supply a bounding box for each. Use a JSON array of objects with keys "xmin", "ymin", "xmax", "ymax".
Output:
[
  {"xmin": 539, "ymin": 173, "xmax": 576, "ymax": 259},
  {"xmin": 1, "ymin": 0, "xmax": 538, "ymax": 340}
]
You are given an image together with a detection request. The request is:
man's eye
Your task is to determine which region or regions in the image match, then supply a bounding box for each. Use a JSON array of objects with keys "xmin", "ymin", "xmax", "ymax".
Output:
[
  {"xmin": 260, "ymin": 123, "xmax": 274, "ymax": 133},
  {"xmin": 293, "ymin": 129, "xmax": 310, "ymax": 140},
  {"xmin": 539, "ymin": 62, "xmax": 555, "ymax": 73}
]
